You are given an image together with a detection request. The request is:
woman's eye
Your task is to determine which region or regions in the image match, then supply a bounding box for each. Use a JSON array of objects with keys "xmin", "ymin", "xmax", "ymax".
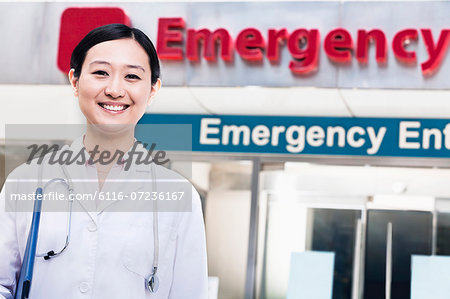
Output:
[
  {"xmin": 93, "ymin": 70, "xmax": 108, "ymax": 76},
  {"xmin": 126, "ymin": 74, "xmax": 141, "ymax": 80}
]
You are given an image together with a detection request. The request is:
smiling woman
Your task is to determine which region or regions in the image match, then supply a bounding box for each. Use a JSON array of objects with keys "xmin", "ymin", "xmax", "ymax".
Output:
[
  {"xmin": 69, "ymin": 24, "xmax": 161, "ymax": 126},
  {"xmin": 0, "ymin": 24, "xmax": 208, "ymax": 299}
]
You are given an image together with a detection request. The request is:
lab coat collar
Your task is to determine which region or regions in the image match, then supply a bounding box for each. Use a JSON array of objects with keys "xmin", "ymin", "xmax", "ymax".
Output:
[
  {"xmin": 69, "ymin": 135, "xmax": 151, "ymax": 172},
  {"xmin": 94, "ymin": 140, "xmax": 154, "ymax": 214},
  {"xmin": 67, "ymin": 135, "xmax": 153, "ymax": 218},
  {"xmin": 121, "ymin": 141, "xmax": 154, "ymax": 173}
]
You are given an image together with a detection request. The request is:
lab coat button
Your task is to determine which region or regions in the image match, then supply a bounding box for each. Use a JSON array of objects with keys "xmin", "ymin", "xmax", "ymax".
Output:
[
  {"xmin": 88, "ymin": 223, "xmax": 97, "ymax": 232},
  {"xmin": 79, "ymin": 282, "xmax": 90, "ymax": 293}
]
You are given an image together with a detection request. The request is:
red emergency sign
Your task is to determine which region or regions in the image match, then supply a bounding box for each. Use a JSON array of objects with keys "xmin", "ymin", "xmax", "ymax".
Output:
[
  {"xmin": 57, "ymin": 7, "xmax": 131, "ymax": 74},
  {"xmin": 56, "ymin": 7, "xmax": 450, "ymax": 77},
  {"xmin": 157, "ymin": 17, "xmax": 450, "ymax": 77}
]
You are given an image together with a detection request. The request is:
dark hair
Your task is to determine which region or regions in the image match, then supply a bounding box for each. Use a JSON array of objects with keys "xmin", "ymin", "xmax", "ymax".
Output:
[{"xmin": 70, "ymin": 23, "xmax": 160, "ymax": 85}]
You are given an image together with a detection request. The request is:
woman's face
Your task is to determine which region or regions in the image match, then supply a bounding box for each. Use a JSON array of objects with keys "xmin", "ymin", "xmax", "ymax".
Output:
[{"xmin": 69, "ymin": 38, "xmax": 160, "ymax": 126}]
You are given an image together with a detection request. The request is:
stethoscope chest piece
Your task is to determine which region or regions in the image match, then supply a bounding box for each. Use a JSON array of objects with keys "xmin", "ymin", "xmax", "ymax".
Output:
[{"xmin": 145, "ymin": 272, "xmax": 159, "ymax": 293}]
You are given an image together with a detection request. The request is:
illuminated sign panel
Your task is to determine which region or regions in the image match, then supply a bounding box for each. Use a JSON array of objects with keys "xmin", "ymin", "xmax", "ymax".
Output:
[
  {"xmin": 140, "ymin": 114, "xmax": 450, "ymax": 158},
  {"xmin": 1, "ymin": 2, "xmax": 450, "ymax": 88}
]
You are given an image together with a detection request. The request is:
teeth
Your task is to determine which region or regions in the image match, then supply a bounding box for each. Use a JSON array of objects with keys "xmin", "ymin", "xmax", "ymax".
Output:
[{"xmin": 100, "ymin": 104, "xmax": 127, "ymax": 111}]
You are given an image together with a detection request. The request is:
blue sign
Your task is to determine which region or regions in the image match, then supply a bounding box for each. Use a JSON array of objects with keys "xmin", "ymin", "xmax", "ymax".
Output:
[{"xmin": 139, "ymin": 114, "xmax": 450, "ymax": 158}]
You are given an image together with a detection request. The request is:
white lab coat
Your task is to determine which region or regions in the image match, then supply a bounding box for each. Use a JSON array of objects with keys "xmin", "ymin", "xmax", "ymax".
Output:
[{"xmin": 0, "ymin": 136, "xmax": 208, "ymax": 299}]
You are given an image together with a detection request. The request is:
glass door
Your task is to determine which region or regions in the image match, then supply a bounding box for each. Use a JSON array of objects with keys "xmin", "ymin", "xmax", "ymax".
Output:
[{"xmin": 364, "ymin": 210, "xmax": 433, "ymax": 299}]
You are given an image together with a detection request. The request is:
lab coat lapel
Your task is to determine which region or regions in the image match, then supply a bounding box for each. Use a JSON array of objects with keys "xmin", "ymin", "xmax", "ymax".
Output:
[
  {"xmin": 65, "ymin": 136, "xmax": 153, "ymax": 215},
  {"xmin": 68, "ymin": 162, "xmax": 99, "ymax": 224},
  {"xmin": 65, "ymin": 136, "xmax": 98, "ymax": 224},
  {"xmin": 96, "ymin": 154, "xmax": 152, "ymax": 215}
]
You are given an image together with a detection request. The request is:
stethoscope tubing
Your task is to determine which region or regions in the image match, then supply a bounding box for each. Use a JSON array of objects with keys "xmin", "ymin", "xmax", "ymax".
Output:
[{"xmin": 35, "ymin": 177, "xmax": 73, "ymax": 260}]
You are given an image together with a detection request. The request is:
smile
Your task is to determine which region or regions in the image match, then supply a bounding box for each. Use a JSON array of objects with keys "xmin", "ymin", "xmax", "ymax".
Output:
[{"xmin": 98, "ymin": 103, "xmax": 130, "ymax": 112}]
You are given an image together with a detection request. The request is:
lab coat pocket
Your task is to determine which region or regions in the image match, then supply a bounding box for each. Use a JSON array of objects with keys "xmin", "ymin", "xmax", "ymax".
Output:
[{"xmin": 123, "ymin": 218, "xmax": 178, "ymax": 280}]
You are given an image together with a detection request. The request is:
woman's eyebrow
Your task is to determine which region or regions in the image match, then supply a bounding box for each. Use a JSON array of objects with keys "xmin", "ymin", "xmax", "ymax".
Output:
[
  {"xmin": 89, "ymin": 60, "xmax": 111, "ymax": 67},
  {"xmin": 126, "ymin": 65, "xmax": 145, "ymax": 73},
  {"xmin": 89, "ymin": 60, "xmax": 145, "ymax": 73}
]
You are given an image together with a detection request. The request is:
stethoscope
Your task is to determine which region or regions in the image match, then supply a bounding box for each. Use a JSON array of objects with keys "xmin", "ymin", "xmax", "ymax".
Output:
[{"xmin": 15, "ymin": 153, "xmax": 160, "ymax": 299}]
